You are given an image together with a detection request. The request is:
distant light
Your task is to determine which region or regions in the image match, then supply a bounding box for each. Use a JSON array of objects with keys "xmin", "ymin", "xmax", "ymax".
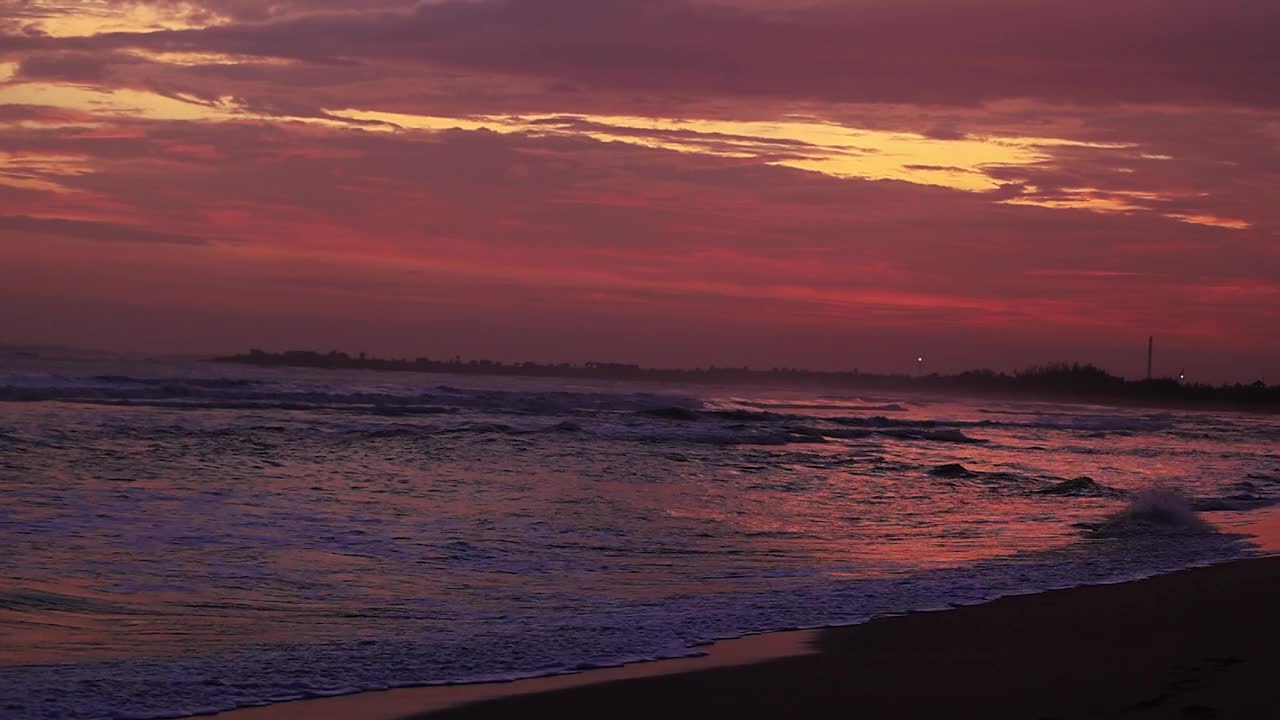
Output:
[{"xmin": 917, "ymin": 356, "xmax": 924, "ymax": 363}]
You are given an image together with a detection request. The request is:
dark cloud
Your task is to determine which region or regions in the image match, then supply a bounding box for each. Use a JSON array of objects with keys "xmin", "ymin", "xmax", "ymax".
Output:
[
  {"xmin": 902, "ymin": 164, "xmax": 976, "ymax": 173},
  {"xmin": 0, "ymin": 215, "xmax": 210, "ymax": 245},
  {"xmin": 1, "ymin": 2, "xmax": 1277, "ymax": 379},
  {"xmin": 0, "ymin": 104, "xmax": 93, "ymax": 124},
  {"xmin": 921, "ymin": 127, "xmax": 968, "ymax": 141},
  {"xmin": 16, "ymin": 51, "xmax": 135, "ymax": 82},
  {"xmin": 10, "ymin": 0, "xmax": 1280, "ymax": 108}
]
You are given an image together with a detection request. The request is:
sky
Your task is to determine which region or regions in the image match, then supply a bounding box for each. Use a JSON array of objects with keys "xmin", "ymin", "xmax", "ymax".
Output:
[{"xmin": 1, "ymin": 0, "xmax": 1277, "ymax": 382}]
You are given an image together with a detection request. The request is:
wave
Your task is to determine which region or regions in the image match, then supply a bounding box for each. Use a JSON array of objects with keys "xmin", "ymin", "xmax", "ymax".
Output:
[
  {"xmin": 337, "ymin": 419, "xmax": 982, "ymax": 447},
  {"xmin": 1191, "ymin": 494, "xmax": 1279, "ymax": 512},
  {"xmin": 825, "ymin": 427, "xmax": 983, "ymax": 444},
  {"xmin": 0, "ymin": 525, "xmax": 1249, "ymax": 720},
  {"xmin": 918, "ymin": 470, "xmax": 1277, "ymax": 508},
  {"xmin": 0, "ymin": 588, "xmax": 130, "ymax": 615},
  {"xmin": 1036, "ymin": 476, "xmax": 1127, "ymax": 498},
  {"xmin": 930, "ymin": 463, "xmax": 978, "ymax": 478},
  {"xmin": 91, "ymin": 375, "xmax": 261, "ymax": 389},
  {"xmin": 925, "ymin": 463, "xmax": 1034, "ymax": 485},
  {"xmin": 10, "ymin": 373, "xmax": 1235, "ymax": 451},
  {"xmin": 0, "ymin": 430, "xmax": 24, "ymax": 445},
  {"xmin": 978, "ymin": 408, "xmax": 1188, "ymax": 434},
  {"xmin": 832, "ymin": 415, "xmax": 974, "ymax": 429},
  {"xmin": 890, "ymin": 428, "xmax": 984, "ymax": 443},
  {"xmin": 27, "ymin": 373, "xmax": 1243, "ymax": 454},
  {"xmin": 726, "ymin": 400, "xmax": 908, "ymax": 412},
  {"xmin": 640, "ymin": 407, "xmax": 796, "ymax": 423},
  {"xmin": 636, "ymin": 409, "xmax": 984, "ymax": 442},
  {"xmin": 640, "ymin": 406, "xmax": 702, "ymax": 421},
  {"xmin": 1083, "ymin": 489, "xmax": 1214, "ymax": 538},
  {"xmin": 0, "ymin": 375, "xmax": 703, "ymax": 418}
]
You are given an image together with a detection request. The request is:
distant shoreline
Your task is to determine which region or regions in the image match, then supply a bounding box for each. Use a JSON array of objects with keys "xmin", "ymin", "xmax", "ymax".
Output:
[{"xmin": 213, "ymin": 349, "xmax": 1280, "ymax": 413}]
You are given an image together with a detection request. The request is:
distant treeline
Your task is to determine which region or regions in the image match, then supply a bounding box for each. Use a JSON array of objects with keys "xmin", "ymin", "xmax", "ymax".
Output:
[{"xmin": 213, "ymin": 350, "xmax": 1279, "ymax": 412}]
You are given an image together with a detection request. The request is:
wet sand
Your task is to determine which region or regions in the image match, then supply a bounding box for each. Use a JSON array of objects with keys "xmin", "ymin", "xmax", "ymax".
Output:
[
  {"xmin": 211, "ymin": 510, "xmax": 1280, "ymax": 720},
  {"xmin": 422, "ymin": 555, "xmax": 1280, "ymax": 720},
  {"xmin": 206, "ymin": 630, "xmax": 817, "ymax": 720}
]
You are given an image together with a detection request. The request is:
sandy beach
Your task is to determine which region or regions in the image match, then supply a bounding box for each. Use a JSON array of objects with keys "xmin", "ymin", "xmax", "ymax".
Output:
[
  {"xmin": 422, "ymin": 554, "xmax": 1280, "ymax": 720},
  {"xmin": 205, "ymin": 509, "xmax": 1280, "ymax": 720}
]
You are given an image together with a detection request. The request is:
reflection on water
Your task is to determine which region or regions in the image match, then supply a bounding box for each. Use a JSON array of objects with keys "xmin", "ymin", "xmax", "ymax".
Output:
[{"xmin": 0, "ymin": 357, "xmax": 1277, "ymax": 719}]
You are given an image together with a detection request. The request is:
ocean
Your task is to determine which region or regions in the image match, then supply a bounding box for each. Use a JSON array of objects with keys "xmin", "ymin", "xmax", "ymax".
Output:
[{"xmin": 1, "ymin": 352, "xmax": 1277, "ymax": 720}]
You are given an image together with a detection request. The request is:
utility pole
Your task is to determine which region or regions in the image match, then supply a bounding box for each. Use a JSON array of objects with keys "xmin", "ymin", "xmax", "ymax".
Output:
[{"xmin": 1147, "ymin": 336, "xmax": 1153, "ymax": 380}]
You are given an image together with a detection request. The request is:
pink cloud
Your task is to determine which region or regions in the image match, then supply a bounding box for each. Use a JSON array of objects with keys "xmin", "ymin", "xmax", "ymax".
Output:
[
  {"xmin": 2, "ymin": 1, "xmax": 1278, "ymax": 381},
  {"xmin": 10, "ymin": 1, "xmax": 1280, "ymax": 108},
  {"xmin": 1, "ymin": 113, "xmax": 1275, "ymax": 379}
]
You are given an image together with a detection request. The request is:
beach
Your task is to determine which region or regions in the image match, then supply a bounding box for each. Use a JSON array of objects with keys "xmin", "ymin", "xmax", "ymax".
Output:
[
  {"xmin": 8, "ymin": 2, "xmax": 1280, "ymax": 717},
  {"xmin": 421, "ymin": 555, "xmax": 1280, "ymax": 720},
  {"xmin": 204, "ymin": 511, "xmax": 1280, "ymax": 720}
]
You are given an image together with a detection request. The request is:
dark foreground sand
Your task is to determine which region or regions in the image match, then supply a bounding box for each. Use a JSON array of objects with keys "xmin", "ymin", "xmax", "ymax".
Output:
[
  {"xmin": 211, "ymin": 511, "xmax": 1280, "ymax": 720},
  {"xmin": 421, "ymin": 556, "xmax": 1280, "ymax": 720},
  {"xmin": 417, "ymin": 556, "xmax": 1269, "ymax": 717},
  {"xmin": 211, "ymin": 556, "xmax": 1280, "ymax": 720},
  {"xmin": 209, "ymin": 630, "xmax": 818, "ymax": 720}
]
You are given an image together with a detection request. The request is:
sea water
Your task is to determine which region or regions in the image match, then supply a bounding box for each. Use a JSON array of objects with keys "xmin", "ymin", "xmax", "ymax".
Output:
[{"xmin": 1, "ymin": 352, "xmax": 1277, "ymax": 719}]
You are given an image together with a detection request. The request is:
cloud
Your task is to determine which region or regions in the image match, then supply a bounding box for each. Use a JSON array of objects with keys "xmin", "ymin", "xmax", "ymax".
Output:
[
  {"xmin": 4, "ymin": 118, "xmax": 1273, "ymax": 316},
  {"xmin": 1, "ymin": 1, "xmax": 1277, "ymax": 380},
  {"xmin": 16, "ymin": 51, "xmax": 130, "ymax": 82},
  {"xmin": 0, "ymin": 214, "xmax": 210, "ymax": 245},
  {"xmin": 10, "ymin": 0, "xmax": 1280, "ymax": 108}
]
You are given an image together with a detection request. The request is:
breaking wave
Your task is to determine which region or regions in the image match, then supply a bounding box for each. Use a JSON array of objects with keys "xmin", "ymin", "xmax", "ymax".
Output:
[
  {"xmin": 1037, "ymin": 476, "xmax": 1127, "ymax": 498},
  {"xmin": 0, "ymin": 374, "xmax": 703, "ymax": 418},
  {"xmin": 1084, "ymin": 489, "xmax": 1214, "ymax": 538}
]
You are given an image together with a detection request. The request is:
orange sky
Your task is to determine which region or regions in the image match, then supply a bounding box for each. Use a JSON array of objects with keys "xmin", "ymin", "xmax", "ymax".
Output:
[{"xmin": 1, "ymin": 1, "xmax": 1278, "ymax": 381}]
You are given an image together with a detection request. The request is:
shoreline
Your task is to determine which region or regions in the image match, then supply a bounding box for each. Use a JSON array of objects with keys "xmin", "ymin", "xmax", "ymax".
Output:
[
  {"xmin": 205, "ymin": 508, "xmax": 1280, "ymax": 720},
  {"xmin": 423, "ymin": 552, "xmax": 1280, "ymax": 720},
  {"xmin": 204, "ymin": 630, "xmax": 819, "ymax": 720}
]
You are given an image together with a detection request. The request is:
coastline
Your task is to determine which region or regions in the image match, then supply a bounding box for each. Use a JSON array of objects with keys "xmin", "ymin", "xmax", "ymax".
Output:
[
  {"xmin": 424, "ymin": 552, "xmax": 1280, "ymax": 720},
  {"xmin": 204, "ymin": 630, "xmax": 819, "ymax": 720},
  {"xmin": 209, "ymin": 352, "xmax": 1280, "ymax": 415},
  {"xmin": 205, "ymin": 508, "xmax": 1280, "ymax": 720}
]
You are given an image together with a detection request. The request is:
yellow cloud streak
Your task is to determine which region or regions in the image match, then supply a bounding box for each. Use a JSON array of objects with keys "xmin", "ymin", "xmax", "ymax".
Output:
[
  {"xmin": 1, "ymin": 81, "xmax": 1247, "ymax": 229},
  {"xmin": 319, "ymin": 109, "xmax": 1255, "ymax": 229},
  {"xmin": 0, "ymin": 82, "xmax": 349, "ymax": 127},
  {"xmin": 1167, "ymin": 214, "xmax": 1252, "ymax": 230},
  {"xmin": 1003, "ymin": 187, "xmax": 1251, "ymax": 229},
  {"xmin": 0, "ymin": 83, "xmax": 237, "ymax": 122},
  {"xmin": 0, "ymin": 84, "xmax": 1120, "ymax": 197},
  {"xmin": 12, "ymin": 1, "xmax": 226, "ymax": 37},
  {"xmin": 329, "ymin": 109, "xmax": 1075, "ymax": 192},
  {"xmin": 0, "ymin": 151, "xmax": 93, "ymax": 193},
  {"xmin": 124, "ymin": 50, "xmax": 297, "ymax": 67},
  {"xmin": 0, "ymin": 82, "xmax": 344, "ymax": 192}
]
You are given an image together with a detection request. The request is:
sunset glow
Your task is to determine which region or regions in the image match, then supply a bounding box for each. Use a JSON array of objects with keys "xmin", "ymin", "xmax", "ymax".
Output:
[
  {"xmin": 4, "ymin": 7, "xmax": 1280, "ymax": 719},
  {"xmin": 2, "ymin": 0, "xmax": 1278, "ymax": 380}
]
